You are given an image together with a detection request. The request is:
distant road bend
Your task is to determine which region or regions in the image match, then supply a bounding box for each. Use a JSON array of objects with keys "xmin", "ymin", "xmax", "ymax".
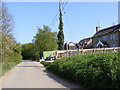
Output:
[{"xmin": 0, "ymin": 60, "xmax": 86, "ymax": 89}]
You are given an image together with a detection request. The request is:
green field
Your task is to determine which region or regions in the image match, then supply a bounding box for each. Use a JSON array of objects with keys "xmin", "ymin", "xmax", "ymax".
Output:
[{"xmin": 41, "ymin": 52, "xmax": 120, "ymax": 88}]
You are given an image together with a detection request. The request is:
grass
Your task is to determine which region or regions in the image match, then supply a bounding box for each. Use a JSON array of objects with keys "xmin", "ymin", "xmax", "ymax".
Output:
[
  {"xmin": 0, "ymin": 61, "xmax": 22, "ymax": 77},
  {"xmin": 3, "ymin": 62, "xmax": 21, "ymax": 76},
  {"xmin": 0, "ymin": 54, "xmax": 22, "ymax": 77}
]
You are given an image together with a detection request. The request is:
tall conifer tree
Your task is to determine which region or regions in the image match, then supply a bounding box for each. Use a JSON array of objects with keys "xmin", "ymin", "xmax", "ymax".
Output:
[{"xmin": 57, "ymin": 0, "xmax": 64, "ymax": 50}]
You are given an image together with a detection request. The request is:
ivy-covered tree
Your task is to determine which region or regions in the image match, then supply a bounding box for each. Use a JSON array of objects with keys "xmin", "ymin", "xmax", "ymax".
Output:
[{"xmin": 57, "ymin": 7, "xmax": 64, "ymax": 50}]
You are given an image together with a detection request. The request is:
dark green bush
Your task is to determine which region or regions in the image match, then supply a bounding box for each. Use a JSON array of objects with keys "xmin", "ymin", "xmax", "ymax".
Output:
[{"xmin": 41, "ymin": 52, "xmax": 120, "ymax": 88}]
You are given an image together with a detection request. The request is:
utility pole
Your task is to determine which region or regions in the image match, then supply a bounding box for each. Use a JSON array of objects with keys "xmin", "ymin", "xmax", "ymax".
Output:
[{"xmin": 59, "ymin": 0, "xmax": 62, "ymax": 12}]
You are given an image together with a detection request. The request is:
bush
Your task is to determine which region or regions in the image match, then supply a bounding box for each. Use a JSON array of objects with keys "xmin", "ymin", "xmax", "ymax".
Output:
[
  {"xmin": 0, "ymin": 52, "xmax": 22, "ymax": 77},
  {"xmin": 41, "ymin": 52, "xmax": 120, "ymax": 88}
]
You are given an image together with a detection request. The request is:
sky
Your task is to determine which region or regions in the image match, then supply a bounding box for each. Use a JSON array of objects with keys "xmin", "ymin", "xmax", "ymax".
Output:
[{"xmin": 6, "ymin": 2, "xmax": 118, "ymax": 44}]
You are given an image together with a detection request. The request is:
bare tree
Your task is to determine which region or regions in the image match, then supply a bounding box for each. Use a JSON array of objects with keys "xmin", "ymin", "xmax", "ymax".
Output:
[
  {"xmin": 0, "ymin": 2, "xmax": 14, "ymax": 35},
  {"xmin": 0, "ymin": 2, "xmax": 16, "ymax": 63}
]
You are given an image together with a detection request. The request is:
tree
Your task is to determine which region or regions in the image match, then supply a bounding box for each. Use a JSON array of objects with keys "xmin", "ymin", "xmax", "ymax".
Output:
[
  {"xmin": 0, "ymin": 2, "xmax": 22, "ymax": 63},
  {"xmin": 21, "ymin": 43, "xmax": 35, "ymax": 60},
  {"xmin": 57, "ymin": 7, "xmax": 64, "ymax": 50},
  {"xmin": 21, "ymin": 25, "xmax": 58, "ymax": 61},
  {"xmin": 0, "ymin": 3, "xmax": 14, "ymax": 35},
  {"xmin": 34, "ymin": 25, "xmax": 58, "ymax": 58},
  {"xmin": 0, "ymin": 2, "xmax": 22, "ymax": 76}
]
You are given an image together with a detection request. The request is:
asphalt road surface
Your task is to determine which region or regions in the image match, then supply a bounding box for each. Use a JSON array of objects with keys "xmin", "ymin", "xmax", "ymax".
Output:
[{"xmin": 0, "ymin": 60, "xmax": 85, "ymax": 89}]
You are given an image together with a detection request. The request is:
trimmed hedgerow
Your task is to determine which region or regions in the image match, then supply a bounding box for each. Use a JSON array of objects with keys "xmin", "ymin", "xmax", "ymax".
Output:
[{"xmin": 41, "ymin": 52, "xmax": 120, "ymax": 88}]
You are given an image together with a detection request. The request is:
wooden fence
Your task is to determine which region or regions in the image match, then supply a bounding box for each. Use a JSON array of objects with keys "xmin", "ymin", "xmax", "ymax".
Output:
[{"xmin": 54, "ymin": 47, "xmax": 120, "ymax": 58}]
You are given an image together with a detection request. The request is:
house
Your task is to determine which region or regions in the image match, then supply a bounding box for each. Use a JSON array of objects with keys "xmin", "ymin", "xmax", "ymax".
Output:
[
  {"xmin": 92, "ymin": 24, "xmax": 120, "ymax": 48},
  {"xmin": 78, "ymin": 24, "xmax": 120, "ymax": 49},
  {"xmin": 68, "ymin": 42, "xmax": 79, "ymax": 50},
  {"xmin": 78, "ymin": 37, "xmax": 93, "ymax": 49}
]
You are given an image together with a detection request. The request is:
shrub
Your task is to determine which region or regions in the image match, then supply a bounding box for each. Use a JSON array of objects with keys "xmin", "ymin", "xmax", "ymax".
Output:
[
  {"xmin": 41, "ymin": 52, "xmax": 120, "ymax": 88},
  {"xmin": 0, "ymin": 52, "xmax": 22, "ymax": 76}
]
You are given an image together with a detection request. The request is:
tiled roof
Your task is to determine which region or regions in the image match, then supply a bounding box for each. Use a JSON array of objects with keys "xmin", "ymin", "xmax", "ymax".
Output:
[
  {"xmin": 79, "ymin": 37, "xmax": 92, "ymax": 44},
  {"xmin": 93, "ymin": 24, "xmax": 120, "ymax": 38}
]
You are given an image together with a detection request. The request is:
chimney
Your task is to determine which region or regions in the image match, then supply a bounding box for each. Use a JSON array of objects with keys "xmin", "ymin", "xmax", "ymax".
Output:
[{"xmin": 96, "ymin": 26, "xmax": 100, "ymax": 32}]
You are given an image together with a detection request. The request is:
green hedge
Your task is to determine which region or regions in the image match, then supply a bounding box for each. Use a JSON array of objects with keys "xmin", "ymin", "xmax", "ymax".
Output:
[{"xmin": 41, "ymin": 52, "xmax": 120, "ymax": 88}]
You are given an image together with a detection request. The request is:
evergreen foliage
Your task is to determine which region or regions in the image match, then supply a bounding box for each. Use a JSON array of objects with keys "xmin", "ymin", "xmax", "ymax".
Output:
[
  {"xmin": 41, "ymin": 52, "xmax": 120, "ymax": 88},
  {"xmin": 57, "ymin": 10, "xmax": 64, "ymax": 50}
]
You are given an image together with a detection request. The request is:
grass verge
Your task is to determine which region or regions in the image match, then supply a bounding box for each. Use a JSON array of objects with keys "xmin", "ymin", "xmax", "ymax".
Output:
[{"xmin": 0, "ymin": 55, "xmax": 22, "ymax": 77}]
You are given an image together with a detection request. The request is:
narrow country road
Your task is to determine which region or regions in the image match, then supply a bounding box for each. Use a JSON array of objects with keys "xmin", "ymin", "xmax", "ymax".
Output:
[{"xmin": 0, "ymin": 60, "xmax": 85, "ymax": 89}]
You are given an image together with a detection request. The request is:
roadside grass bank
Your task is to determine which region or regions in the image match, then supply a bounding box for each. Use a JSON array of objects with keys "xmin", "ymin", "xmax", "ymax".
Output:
[
  {"xmin": 0, "ymin": 55, "xmax": 22, "ymax": 77},
  {"xmin": 41, "ymin": 52, "xmax": 120, "ymax": 88}
]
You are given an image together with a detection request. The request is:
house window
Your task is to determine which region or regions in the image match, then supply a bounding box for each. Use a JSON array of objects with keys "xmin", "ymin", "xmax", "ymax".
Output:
[
  {"xmin": 110, "ymin": 34, "xmax": 116, "ymax": 40},
  {"xmin": 102, "ymin": 36, "xmax": 107, "ymax": 41},
  {"xmin": 112, "ymin": 34, "xmax": 116, "ymax": 40}
]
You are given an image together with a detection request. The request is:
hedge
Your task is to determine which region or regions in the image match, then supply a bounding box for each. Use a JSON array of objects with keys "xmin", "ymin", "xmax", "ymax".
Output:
[{"xmin": 41, "ymin": 52, "xmax": 120, "ymax": 88}]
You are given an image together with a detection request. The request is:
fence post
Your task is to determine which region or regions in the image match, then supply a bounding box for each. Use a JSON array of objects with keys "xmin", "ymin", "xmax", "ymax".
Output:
[
  {"xmin": 103, "ymin": 47, "xmax": 105, "ymax": 53},
  {"xmin": 69, "ymin": 50, "xmax": 70, "ymax": 57},
  {"xmin": 77, "ymin": 49, "xmax": 79, "ymax": 56},
  {"xmin": 93, "ymin": 48, "xmax": 95, "ymax": 53},
  {"xmin": 113, "ymin": 47, "xmax": 116, "ymax": 52}
]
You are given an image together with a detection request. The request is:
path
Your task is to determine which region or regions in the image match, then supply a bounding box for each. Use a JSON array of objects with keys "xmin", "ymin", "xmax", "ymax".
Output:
[{"xmin": 0, "ymin": 60, "xmax": 86, "ymax": 89}]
